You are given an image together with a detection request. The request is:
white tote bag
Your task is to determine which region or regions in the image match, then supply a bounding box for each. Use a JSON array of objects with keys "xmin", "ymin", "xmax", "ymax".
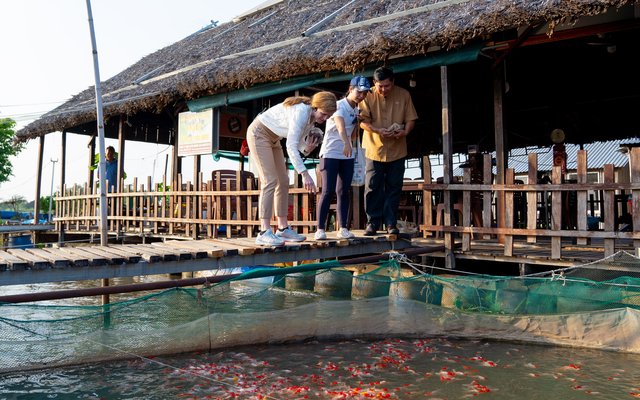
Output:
[{"xmin": 351, "ymin": 135, "xmax": 366, "ymax": 187}]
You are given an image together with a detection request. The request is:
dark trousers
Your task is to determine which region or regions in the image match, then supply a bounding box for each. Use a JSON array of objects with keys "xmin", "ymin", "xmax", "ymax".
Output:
[
  {"xmin": 364, "ymin": 157, "xmax": 405, "ymax": 229},
  {"xmin": 317, "ymin": 157, "xmax": 354, "ymax": 230}
]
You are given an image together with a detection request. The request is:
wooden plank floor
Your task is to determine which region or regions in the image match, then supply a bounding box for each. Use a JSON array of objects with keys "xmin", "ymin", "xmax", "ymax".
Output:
[
  {"xmin": 0, "ymin": 230, "xmax": 411, "ymax": 286},
  {"xmin": 3, "ymin": 231, "xmax": 631, "ymax": 286}
]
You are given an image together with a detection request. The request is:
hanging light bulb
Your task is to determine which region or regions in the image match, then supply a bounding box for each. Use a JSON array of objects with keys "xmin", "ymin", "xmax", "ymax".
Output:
[{"xmin": 409, "ymin": 73, "xmax": 417, "ymax": 88}]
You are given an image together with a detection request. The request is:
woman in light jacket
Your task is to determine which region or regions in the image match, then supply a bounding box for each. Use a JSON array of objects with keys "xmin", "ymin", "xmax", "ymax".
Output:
[{"xmin": 246, "ymin": 91, "xmax": 337, "ymax": 246}]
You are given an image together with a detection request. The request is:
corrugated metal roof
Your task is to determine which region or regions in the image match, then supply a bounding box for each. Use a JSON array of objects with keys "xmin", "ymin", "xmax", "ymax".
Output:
[{"xmin": 452, "ymin": 138, "xmax": 640, "ymax": 176}]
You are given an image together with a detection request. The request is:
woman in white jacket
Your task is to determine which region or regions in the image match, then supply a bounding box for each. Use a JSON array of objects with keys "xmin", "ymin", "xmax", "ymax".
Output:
[{"xmin": 246, "ymin": 91, "xmax": 337, "ymax": 246}]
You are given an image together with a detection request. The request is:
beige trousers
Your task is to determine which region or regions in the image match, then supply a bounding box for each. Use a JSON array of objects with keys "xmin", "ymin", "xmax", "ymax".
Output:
[{"xmin": 246, "ymin": 120, "xmax": 290, "ymax": 220}]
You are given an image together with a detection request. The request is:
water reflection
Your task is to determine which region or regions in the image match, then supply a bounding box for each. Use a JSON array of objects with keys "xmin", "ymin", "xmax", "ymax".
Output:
[{"xmin": 1, "ymin": 274, "xmax": 187, "ymax": 306}]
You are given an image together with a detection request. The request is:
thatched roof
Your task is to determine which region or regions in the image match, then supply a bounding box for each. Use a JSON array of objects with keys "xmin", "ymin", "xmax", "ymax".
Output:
[{"xmin": 16, "ymin": 0, "xmax": 635, "ymax": 142}]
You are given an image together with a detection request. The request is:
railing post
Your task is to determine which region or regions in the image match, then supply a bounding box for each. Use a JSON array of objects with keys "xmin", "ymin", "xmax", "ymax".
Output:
[
  {"xmin": 551, "ymin": 166, "xmax": 562, "ymax": 259},
  {"xmin": 482, "ymin": 154, "xmax": 492, "ymax": 240},
  {"xmin": 576, "ymin": 150, "xmax": 588, "ymax": 245},
  {"xmin": 526, "ymin": 153, "xmax": 538, "ymax": 243},
  {"xmin": 504, "ymin": 169, "xmax": 514, "ymax": 257},
  {"xmin": 603, "ymin": 164, "xmax": 615, "ymax": 256},
  {"xmin": 462, "ymin": 168, "xmax": 471, "ymax": 251},
  {"xmin": 631, "ymin": 148, "xmax": 640, "ymax": 254},
  {"xmin": 422, "ymin": 155, "xmax": 432, "ymax": 238}
]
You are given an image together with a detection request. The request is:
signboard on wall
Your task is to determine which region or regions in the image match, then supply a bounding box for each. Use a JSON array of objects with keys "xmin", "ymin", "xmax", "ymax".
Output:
[
  {"xmin": 220, "ymin": 107, "xmax": 248, "ymax": 139},
  {"xmin": 177, "ymin": 108, "xmax": 219, "ymax": 156}
]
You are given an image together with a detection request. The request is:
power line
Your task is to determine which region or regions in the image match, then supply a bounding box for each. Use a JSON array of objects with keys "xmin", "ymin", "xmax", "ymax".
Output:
[{"xmin": 0, "ymin": 101, "xmax": 66, "ymax": 108}]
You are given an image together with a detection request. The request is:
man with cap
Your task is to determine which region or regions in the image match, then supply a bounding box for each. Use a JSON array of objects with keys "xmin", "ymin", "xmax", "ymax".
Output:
[
  {"xmin": 314, "ymin": 76, "xmax": 371, "ymax": 240},
  {"xmin": 359, "ymin": 67, "xmax": 418, "ymax": 235}
]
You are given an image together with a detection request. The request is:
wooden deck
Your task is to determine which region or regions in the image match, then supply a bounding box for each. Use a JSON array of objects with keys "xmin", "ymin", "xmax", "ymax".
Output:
[
  {"xmin": 2, "ymin": 228, "xmax": 634, "ymax": 289},
  {"xmin": 0, "ymin": 231, "xmax": 414, "ymax": 286}
]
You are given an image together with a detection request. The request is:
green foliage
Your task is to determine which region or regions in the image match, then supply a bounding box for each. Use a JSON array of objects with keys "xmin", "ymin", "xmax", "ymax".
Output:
[
  {"xmin": 0, "ymin": 118, "xmax": 23, "ymax": 184},
  {"xmin": 40, "ymin": 196, "xmax": 54, "ymax": 214}
]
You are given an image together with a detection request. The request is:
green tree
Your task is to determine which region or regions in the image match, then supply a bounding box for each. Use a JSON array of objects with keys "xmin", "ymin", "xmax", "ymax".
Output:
[
  {"xmin": 0, "ymin": 118, "xmax": 23, "ymax": 183},
  {"xmin": 40, "ymin": 195, "xmax": 54, "ymax": 216}
]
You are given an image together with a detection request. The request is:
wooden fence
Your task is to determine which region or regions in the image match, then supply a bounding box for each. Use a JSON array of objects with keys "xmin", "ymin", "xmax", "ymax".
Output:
[
  {"xmin": 53, "ymin": 148, "xmax": 640, "ymax": 259},
  {"xmin": 54, "ymin": 170, "xmax": 315, "ymax": 239},
  {"xmin": 420, "ymin": 149, "xmax": 640, "ymax": 258}
]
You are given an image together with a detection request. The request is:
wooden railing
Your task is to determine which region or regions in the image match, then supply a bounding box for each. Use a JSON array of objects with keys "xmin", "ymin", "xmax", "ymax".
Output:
[
  {"xmin": 419, "ymin": 149, "xmax": 640, "ymax": 258},
  {"xmin": 54, "ymin": 170, "xmax": 316, "ymax": 239},
  {"xmin": 53, "ymin": 148, "xmax": 640, "ymax": 259}
]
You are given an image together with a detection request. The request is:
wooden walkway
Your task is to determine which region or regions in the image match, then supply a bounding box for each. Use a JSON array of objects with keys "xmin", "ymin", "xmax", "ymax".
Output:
[
  {"xmin": 0, "ymin": 231, "xmax": 413, "ymax": 286},
  {"xmin": 2, "ymin": 230, "xmax": 634, "ymax": 288}
]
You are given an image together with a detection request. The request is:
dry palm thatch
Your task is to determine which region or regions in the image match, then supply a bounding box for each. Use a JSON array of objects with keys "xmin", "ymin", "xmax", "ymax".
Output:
[{"xmin": 15, "ymin": 0, "xmax": 634, "ymax": 142}]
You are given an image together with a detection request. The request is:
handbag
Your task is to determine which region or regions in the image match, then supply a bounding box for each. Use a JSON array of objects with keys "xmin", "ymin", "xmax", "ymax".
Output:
[{"xmin": 351, "ymin": 133, "xmax": 366, "ymax": 187}]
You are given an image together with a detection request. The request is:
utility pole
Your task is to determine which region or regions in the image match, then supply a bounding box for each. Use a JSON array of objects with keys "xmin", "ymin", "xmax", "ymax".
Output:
[
  {"xmin": 85, "ymin": 0, "xmax": 111, "ymax": 315},
  {"xmin": 85, "ymin": 0, "xmax": 108, "ymax": 246}
]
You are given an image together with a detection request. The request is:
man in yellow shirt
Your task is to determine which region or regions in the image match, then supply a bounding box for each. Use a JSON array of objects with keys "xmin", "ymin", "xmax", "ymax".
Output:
[{"xmin": 359, "ymin": 67, "xmax": 418, "ymax": 235}]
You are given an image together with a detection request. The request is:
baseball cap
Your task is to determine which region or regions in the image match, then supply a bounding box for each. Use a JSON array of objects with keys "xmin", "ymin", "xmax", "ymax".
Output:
[{"xmin": 350, "ymin": 76, "xmax": 371, "ymax": 92}]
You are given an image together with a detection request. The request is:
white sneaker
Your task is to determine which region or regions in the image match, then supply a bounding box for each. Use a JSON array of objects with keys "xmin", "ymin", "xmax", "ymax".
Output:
[
  {"xmin": 256, "ymin": 229, "xmax": 285, "ymax": 246},
  {"xmin": 337, "ymin": 227, "xmax": 355, "ymax": 239},
  {"xmin": 314, "ymin": 229, "xmax": 327, "ymax": 240},
  {"xmin": 276, "ymin": 226, "xmax": 306, "ymax": 242}
]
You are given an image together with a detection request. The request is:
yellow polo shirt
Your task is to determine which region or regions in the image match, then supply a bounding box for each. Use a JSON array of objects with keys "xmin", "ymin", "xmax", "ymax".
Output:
[{"xmin": 360, "ymin": 85, "xmax": 418, "ymax": 162}]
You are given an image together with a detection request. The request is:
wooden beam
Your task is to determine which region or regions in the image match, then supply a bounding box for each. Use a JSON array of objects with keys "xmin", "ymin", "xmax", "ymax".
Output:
[
  {"xmin": 59, "ymin": 130, "xmax": 67, "ymax": 244},
  {"xmin": 631, "ymin": 148, "xmax": 640, "ymax": 254},
  {"xmin": 576, "ymin": 150, "xmax": 588, "ymax": 245},
  {"xmin": 526, "ymin": 153, "xmax": 537, "ymax": 243},
  {"xmin": 493, "ymin": 19, "xmax": 640, "ymax": 49},
  {"xmin": 172, "ymin": 117, "xmax": 181, "ymax": 185},
  {"xmin": 88, "ymin": 135, "xmax": 95, "ymax": 189},
  {"xmin": 493, "ymin": 63, "xmax": 506, "ymax": 244},
  {"xmin": 117, "ymin": 116, "xmax": 126, "ymax": 193}
]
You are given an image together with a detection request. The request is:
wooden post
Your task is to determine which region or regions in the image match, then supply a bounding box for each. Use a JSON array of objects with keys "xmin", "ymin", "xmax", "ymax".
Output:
[
  {"xmin": 504, "ymin": 169, "xmax": 514, "ymax": 257},
  {"xmin": 422, "ymin": 155, "xmax": 432, "ymax": 238},
  {"xmin": 34, "ymin": 135, "xmax": 45, "ymax": 226},
  {"xmin": 193, "ymin": 156, "xmax": 201, "ymax": 239},
  {"xmin": 172, "ymin": 118, "xmax": 181, "ymax": 186},
  {"xmin": 526, "ymin": 153, "xmax": 538, "ymax": 243},
  {"xmin": 576, "ymin": 150, "xmax": 588, "ymax": 245},
  {"xmin": 482, "ymin": 154, "xmax": 492, "ymax": 240},
  {"xmin": 352, "ymin": 185, "xmax": 362, "ymax": 229},
  {"xmin": 59, "ymin": 130, "xmax": 67, "ymax": 245},
  {"xmin": 117, "ymin": 116, "xmax": 126, "ymax": 193},
  {"xmin": 628, "ymin": 148, "xmax": 640, "ymax": 254},
  {"xmin": 603, "ymin": 164, "xmax": 615, "ymax": 256},
  {"xmin": 462, "ymin": 168, "xmax": 471, "ymax": 251},
  {"xmin": 493, "ymin": 63, "xmax": 506, "ymax": 244},
  {"xmin": 88, "ymin": 135, "xmax": 96, "ymax": 189},
  {"xmin": 551, "ymin": 166, "xmax": 562, "ymax": 259},
  {"xmin": 441, "ymin": 66, "xmax": 455, "ymax": 269}
]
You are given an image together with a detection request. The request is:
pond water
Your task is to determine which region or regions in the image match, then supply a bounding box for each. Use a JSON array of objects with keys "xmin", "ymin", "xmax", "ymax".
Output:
[
  {"xmin": 1, "ymin": 336, "xmax": 639, "ymax": 399},
  {"xmin": 2, "ymin": 278, "xmax": 640, "ymax": 399}
]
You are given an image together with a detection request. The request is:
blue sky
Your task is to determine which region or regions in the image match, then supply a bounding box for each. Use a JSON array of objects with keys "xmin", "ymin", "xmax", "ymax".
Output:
[{"xmin": 0, "ymin": 0, "xmax": 265, "ymax": 201}]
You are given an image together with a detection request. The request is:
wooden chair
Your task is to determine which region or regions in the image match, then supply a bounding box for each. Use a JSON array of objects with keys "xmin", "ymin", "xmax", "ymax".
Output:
[
  {"xmin": 211, "ymin": 169, "xmax": 258, "ymax": 235},
  {"xmin": 435, "ymin": 200, "xmax": 463, "ymax": 238}
]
